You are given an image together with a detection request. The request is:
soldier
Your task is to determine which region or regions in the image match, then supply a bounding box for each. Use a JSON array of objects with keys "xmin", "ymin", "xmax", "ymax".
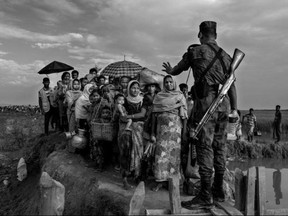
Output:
[{"xmin": 162, "ymin": 21, "xmax": 238, "ymax": 209}]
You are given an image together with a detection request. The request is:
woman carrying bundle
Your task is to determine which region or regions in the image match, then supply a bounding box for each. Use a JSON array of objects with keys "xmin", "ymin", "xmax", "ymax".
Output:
[{"xmin": 117, "ymin": 80, "xmax": 147, "ymax": 189}]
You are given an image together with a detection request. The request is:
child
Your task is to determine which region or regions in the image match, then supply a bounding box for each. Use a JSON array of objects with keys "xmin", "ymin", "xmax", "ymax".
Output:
[
  {"xmin": 98, "ymin": 106, "xmax": 112, "ymax": 123},
  {"xmin": 114, "ymin": 93, "xmax": 132, "ymax": 131}
]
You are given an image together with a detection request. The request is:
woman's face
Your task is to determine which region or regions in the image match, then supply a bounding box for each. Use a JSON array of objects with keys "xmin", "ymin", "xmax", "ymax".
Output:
[
  {"xmin": 129, "ymin": 83, "xmax": 140, "ymax": 97},
  {"xmin": 147, "ymin": 85, "xmax": 156, "ymax": 94},
  {"xmin": 72, "ymin": 80, "xmax": 80, "ymax": 90},
  {"xmin": 164, "ymin": 77, "xmax": 174, "ymax": 91},
  {"xmin": 90, "ymin": 92, "xmax": 100, "ymax": 103}
]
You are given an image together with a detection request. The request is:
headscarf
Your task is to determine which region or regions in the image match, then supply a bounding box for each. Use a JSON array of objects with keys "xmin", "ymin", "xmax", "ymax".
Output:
[
  {"xmin": 126, "ymin": 80, "xmax": 143, "ymax": 104},
  {"xmin": 65, "ymin": 80, "xmax": 82, "ymax": 111},
  {"xmin": 152, "ymin": 75, "xmax": 187, "ymax": 119},
  {"xmin": 75, "ymin": 84, "xmax": 93, "ymax": 119}
]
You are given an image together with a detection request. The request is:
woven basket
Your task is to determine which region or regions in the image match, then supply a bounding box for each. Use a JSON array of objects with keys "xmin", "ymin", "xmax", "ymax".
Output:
[{"xmin": 91, "ymin": 122, "xmax": 116, "ymax": 141}]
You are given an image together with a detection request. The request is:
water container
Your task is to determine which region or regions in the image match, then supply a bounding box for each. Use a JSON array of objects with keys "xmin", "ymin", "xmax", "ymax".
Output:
[
  {"xmin": 71, "ymin": 129, "xmax": 87, "ymax": 149},
  {"xmin": 227, "ymin": 114, "xmax": 238, "ymax": 140}
]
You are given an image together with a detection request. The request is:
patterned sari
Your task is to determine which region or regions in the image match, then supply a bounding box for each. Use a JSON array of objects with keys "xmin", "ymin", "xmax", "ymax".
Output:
[
  {"xmin": 152, "ymin": 75, "xmax": 187, "ymax": 182},
  {"xmin": 154, "ymin": 111, "xmax": 182, "ymax": 181}
]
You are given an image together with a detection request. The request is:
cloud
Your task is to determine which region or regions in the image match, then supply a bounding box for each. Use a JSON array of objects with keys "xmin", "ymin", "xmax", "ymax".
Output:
[
  {"xmin": 0, "ymin": 23, "xmax": 84, "ymax": 44},
  {"xmin": 0, "ymin": 50, "xmax": 8, "ymax": 56},
  {"xmin": 33, "ymin": 42, "xmax": 71, "ymax": 49}
]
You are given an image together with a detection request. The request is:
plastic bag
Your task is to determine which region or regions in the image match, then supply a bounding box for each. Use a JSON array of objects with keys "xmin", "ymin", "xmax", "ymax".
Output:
[
  {"xmin": 17, "ymin": 157, "xmax": 27, "ymax": 181},
  {"xmin": 138, "ymin": 68, "xmax": 164, "ymax": 90}
]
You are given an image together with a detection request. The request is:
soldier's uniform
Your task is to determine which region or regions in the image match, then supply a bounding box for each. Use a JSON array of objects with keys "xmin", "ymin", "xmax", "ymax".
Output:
[{"xmin": 168, "ymin": 21, "xmax": 237, "ymax": 208}]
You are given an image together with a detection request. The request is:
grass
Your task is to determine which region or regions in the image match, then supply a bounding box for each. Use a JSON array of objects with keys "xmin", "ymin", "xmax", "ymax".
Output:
[{"xmin": 0, "ymin": 112, "xmax": 43, "ymax": 151}]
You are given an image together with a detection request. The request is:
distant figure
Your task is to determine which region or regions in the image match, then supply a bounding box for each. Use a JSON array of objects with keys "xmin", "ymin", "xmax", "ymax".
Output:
[
  {"xmin": 273, "ymin": 105, "xmax": 282, "ymax": 143},
  {"xmin": 273, "ymin": 169, "xmax": 282, "ymax": 205},
  {"xmin": 235, "ymin": 110, "xmax": 242, "ymax": 140},
  {"xmin": 242, "ymin": 108, "xmax": 257, "ymax": 142}
]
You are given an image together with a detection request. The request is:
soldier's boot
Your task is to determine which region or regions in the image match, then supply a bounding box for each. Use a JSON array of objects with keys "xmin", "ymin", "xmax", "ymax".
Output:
[
  {"xmin": 181, "ymin": 177, "xmax": 214, "ymax": 210},
  {"xmin": 212, "ymin": 173, "xmax": 225, "ymax": 202}
]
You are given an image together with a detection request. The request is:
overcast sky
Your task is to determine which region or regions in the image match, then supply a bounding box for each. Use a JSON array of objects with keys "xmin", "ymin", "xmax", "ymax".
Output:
[{"xmin": 0, "ymin": 0, "xmax": 287, "ymax": 109}]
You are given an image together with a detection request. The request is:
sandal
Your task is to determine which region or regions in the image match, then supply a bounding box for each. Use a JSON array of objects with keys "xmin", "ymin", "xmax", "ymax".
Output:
[{"xmin": 151, "ymin": 183, "xmax": 163, "ymax": 192}]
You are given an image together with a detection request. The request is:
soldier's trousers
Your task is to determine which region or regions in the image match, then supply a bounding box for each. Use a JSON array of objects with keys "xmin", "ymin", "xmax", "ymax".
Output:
[{"xmin": 195, "ymin": 111, "xmax": 228, "ymax": 179}]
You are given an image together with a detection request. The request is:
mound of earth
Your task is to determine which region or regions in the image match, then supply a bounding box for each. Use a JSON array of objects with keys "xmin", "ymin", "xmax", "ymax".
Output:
[
  {"xmin": 0, "ymin": 131, "xmax": 237, "ymax": 215},
  {"xmin": 227, "ymin": 140, "xmax": 288, "ymax": 159}
]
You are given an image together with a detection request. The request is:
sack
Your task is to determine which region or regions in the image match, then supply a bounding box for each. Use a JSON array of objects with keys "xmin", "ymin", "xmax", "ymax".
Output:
[
  {"xmin": 190, "ymin": 81, "xmax": 209, "ymax": 100},
  {"xmin": 185, "ymin": 144, "xmax": 200, "ymax": 179},
  {"xmin": 254, "ymin": 128, "xmax": 262, "ymax": 136}
]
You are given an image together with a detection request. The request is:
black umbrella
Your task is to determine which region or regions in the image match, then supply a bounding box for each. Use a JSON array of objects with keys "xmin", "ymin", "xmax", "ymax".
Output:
[{"xmin": 38, "ymin": 61, "xmax": 74, "ymax": 74}]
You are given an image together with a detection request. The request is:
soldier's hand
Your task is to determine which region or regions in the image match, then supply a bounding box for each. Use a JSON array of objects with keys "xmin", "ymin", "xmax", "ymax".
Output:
[{"xmin": 162, "ymin": 62, "xmax": 172, "ymax": 74}]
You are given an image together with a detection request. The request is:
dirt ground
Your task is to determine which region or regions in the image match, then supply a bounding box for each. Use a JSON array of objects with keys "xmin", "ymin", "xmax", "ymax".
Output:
[{"xmin": 0, "ymin": 132, "xmax": 192, "ymax": 215}]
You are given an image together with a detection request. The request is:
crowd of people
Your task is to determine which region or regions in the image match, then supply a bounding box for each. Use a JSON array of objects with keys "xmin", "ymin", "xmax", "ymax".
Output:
[
  {"xmin": 38, "ymin": 67, "xmax": 196, "ymax": 191},
  {"xmin": 36, "ymin": 20, "xmax": 283, "ymax": 210}
]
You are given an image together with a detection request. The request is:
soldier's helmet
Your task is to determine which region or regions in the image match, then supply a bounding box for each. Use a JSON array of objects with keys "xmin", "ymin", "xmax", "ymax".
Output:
[{"xmin": 198, "ymin": 21, "xmax": 217, "ymax": 37}]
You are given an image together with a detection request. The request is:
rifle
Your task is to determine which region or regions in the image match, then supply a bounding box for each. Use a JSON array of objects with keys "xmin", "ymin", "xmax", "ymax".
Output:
[{"xmin": 190, "ymin": 48, "xmax": 245, "ymax": 140}]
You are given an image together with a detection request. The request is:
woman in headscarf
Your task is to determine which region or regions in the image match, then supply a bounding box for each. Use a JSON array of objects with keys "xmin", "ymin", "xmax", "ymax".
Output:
[
  {"xmin": 117, "ymin": 80, "xmax": 147, "ymax": 189},
  {"xmin": 75, "ymin": 83, "xmax": 94, "ymax": 130},
  {"xmin": 65, "ymin": 79, "xmax": 82, "ymax": 132},
  {"xmin": 151, "ymin": 75, "xmax": 188, "ymax": 191}
]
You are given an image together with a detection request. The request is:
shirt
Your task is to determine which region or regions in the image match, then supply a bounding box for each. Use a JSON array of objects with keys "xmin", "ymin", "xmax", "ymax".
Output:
[
  {"xmin": 170, "ymin": 40, "xmax": 234, "ymax": 114},
  {"xmin": 171, "ymin": 40, "xmax": 232, "ymax": 85},
  {"xmin": 244, "ymin": 113, "xmax": 256, "ymax": 127}
]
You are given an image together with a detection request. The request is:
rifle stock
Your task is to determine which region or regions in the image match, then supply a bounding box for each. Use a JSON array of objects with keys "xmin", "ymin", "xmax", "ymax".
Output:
[{"xmin": 190, "ymin": 48, "xmax": 245, "ymax": 140}]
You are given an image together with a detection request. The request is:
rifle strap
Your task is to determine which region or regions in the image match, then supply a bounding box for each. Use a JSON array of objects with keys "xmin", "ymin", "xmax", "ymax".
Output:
[
  {"xmin": 206, "ymin": 43, "xmax": 229, "ymax": 77},
  {"xmin": 197, "ymin": 46, "xmax": 223, "ymax": 83}
]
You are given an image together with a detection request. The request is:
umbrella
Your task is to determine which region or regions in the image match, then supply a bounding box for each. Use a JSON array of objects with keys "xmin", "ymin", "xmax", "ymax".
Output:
[
  {"xmin": 101, "ymin": 60, "xmax": 142, "ymax": 78},
  {"xmin": 38, "ymin": 61, "xmax": 74, "ymax": 74}
]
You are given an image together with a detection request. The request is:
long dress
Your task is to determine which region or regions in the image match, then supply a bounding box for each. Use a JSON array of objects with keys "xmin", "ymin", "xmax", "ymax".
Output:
[
  {"xmin": 154, "ymin": 109, "xmax": 182, "ymax": 182},
  {"xmin": 118, "ymin": 100, "xmax": 144, "ymax": 178}
]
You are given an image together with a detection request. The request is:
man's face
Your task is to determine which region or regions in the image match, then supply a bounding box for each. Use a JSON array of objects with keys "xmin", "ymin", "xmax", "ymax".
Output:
[
  {"xmin": 91, "ymin": 71, "xmax": 97, "ymax": 77},
  {"xmin": 120, "ymin": 77, "xmax": 130, "ymax": 89},
  {"xmin": 72, "ymin": 72, "xmax": 78, "ymax": 79},
  {"xmin": 43, "ymin": 81, "xmax": 50, "ymax": 88},
  {"xmin": 99, "ymin": 78, "xmax": 105, "ymax": 85}
]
